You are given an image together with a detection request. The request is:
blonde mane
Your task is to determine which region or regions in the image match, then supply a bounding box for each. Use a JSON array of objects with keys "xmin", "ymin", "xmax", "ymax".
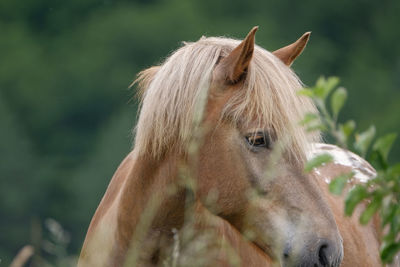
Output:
[{"xmin": 133, "ymin": 36, "xmax": 319, "ymax": 164}]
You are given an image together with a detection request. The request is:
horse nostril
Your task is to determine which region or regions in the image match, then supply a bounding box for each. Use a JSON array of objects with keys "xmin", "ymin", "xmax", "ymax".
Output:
[
  {"xmin": 318, "ymin": 244, "xmax": 329, "ymax": 266},
  {"xmin": 283, "ymin": 251, "xmax": 289, "ymax": 259},
  {"xmin": 288, "ymin": 239, "xmax": 342, "ymax": 267},
  {"xmin": 283, "ymin": 244, "xmax": 290, "ymax": 260}
]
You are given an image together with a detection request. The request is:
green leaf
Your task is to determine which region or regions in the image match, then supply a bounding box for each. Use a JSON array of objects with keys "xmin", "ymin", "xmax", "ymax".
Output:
[
  {"xmin": 339, "ymin": 120, "xmax": 356, "ymax": 138},
  {"xmin": 372, "ymin": 133, "xmax": 397, "ymax": 161},
  {"xmin": 299, "ymin": 113, "xmax": 319, "ymax": 126},
  {"xmin": 329, "ymin": 172, "xmax": 354, "ymax": 195},
  {"xmin": 388, "ymin": 212, "xmax": 400, "ymax": 237},
  {"xmin": 382, "ymin": 203, "xmax": 398, "ymax": 227},
  {"xmin": 360, "ymin": 196, "xmax": 382, "ymax": 224},
  {"xmin": 297, "ymin": 88, "xmax": 314, "ymax": 97},
  {"xmin": 369, "ymin": 150, "xmax": 388, "ymax": 170},
  {"xmin": 380, "ymin": 242, "xmax": 400, "ymax": 263},
  {"xmin": 314, "ymin": 76, "xmax": 339, "ymax": 100},
  {"xmin": 305, "ymin": 154, "xmax": 333, "ymax": 172},
  {"xmin": 315, "ymin": 76, "xmax": 327, "ymax": 88},
  {"xmin": 388, "ymin": 163, "xmax": 400, "ymax": 177},
  {"xmin": 306, "ymin": 123, "xmax": 327, "ymax": 132},
  {"xmin": 313, "ymin": 87, "xmax": 326, "ymax": 99},
  {"xmin": 354, "ymin": 125, "xmax": 376, "ymax": 157},
  {"xmin": 345, "ymin": 185, "xmax": 368, "ymax": 216},
  {"xmin": 337, "ymin": 120, "xmax": 356, "ymax": 146},
  {"xmin": 325, "ymin": 76, "xmax": 340, "ymax": 93},
  {"xmin": 331, "ymin": 87, "xmax": 347, "ymax": 119},
  {"xmin": 384, "ymin": 227, "xmax": 397, "ymax": 243}
]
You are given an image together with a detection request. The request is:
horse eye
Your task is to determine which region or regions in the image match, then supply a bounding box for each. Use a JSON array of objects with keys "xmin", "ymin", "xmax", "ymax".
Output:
[{"xmin": 245, "ymin": 132, "xmax": 270, "ymax": 149}]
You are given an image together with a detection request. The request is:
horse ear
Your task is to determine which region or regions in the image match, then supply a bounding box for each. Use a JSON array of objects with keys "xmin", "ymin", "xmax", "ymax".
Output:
[
  {"xmin": 218, "ymin": 26, "xmax": 258, "ymax": 84},
  {"xmin": 273, "ymin": 32, "xmax": 311, "ymax": 66}
]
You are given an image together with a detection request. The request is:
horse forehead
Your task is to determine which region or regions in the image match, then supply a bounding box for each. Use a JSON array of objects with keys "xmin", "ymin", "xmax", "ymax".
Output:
[{"xmin": 308, "ymin": 143, "xmax": 376, "ymax": 183}]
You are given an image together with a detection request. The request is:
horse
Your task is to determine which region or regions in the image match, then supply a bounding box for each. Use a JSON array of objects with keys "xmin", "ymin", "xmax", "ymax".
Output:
[{"xmin": 78, "ymin": 27, "xmax": 382, "ymax": 267}]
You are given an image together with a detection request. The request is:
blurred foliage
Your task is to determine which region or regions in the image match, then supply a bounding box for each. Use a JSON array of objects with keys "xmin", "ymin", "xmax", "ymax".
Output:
[
  {"xmin": 0, "ymin": 0, "xmax": 399, "ymax": 265},
  {"xmin": 302, "ymin": 77, "xmax": 400, "ymax": 264}
]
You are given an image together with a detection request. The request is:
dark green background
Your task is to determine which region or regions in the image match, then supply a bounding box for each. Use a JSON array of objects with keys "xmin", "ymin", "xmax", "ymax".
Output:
[{"xmin": 1, "ymin": 0, "xmax": 399, "ymax": 264}]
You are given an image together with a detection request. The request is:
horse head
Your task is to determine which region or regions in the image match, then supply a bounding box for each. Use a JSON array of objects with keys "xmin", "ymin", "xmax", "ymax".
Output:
[{"xmin": 134, "ymin": 27, "xmax": 343, "ymax": 266}]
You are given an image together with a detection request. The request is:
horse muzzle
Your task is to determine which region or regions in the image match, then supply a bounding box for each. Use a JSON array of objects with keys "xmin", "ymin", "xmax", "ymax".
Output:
[{"xmin": 282, "ymin": 237, "xmax": 343, "ymax": 267}]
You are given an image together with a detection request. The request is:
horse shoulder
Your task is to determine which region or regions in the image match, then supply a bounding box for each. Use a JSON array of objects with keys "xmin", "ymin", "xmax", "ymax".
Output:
[{"xmin": 310, "ymin": 143, "xmax": 381, "ymax": 267}]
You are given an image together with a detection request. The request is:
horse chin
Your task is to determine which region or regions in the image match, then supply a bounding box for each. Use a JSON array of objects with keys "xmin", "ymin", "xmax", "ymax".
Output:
[
  {"xmin": 251, "ymin": 240, "xmax": 276, "ymax": 261},
  {"xmin": 251, "ymin": 241, "xmax": 289, "ymax": 267}
]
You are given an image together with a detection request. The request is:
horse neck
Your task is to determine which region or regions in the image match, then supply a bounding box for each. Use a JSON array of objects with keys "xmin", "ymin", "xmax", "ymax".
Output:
[{"xmin": 115, "ymin": 150, "xmax": 187, "ymax": 252}]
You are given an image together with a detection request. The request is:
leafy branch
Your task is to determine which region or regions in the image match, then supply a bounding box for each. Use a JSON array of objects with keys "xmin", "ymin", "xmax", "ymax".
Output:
[{"xmin": 300, "ymin": 76, "xmax": 400, "ymax": 264}]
